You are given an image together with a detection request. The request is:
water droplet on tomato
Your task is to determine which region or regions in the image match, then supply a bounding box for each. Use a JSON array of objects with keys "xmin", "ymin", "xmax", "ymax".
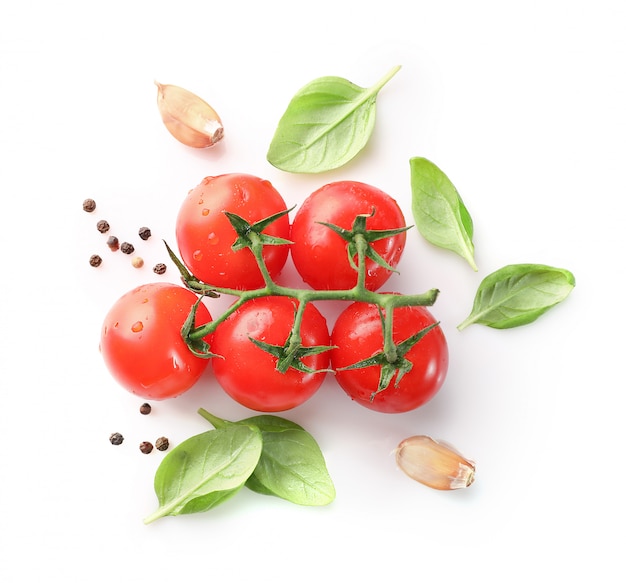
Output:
[
  {"xmin": 198, "ymin": 198, "xmax": 204, "ymax": 205},
  {"xmin": 192, "ymin": 249, "xmax": 203, "ymax": 261},
  {"xmin": 131, "ymin": 321, "xmax": 144, "ymax": 333},
  {"xmin": 201, "ymin": 208, "xmax": 210, "ymax": 216},
  {"xmin": 207, "ymin": 232, "xmax": 219, "ymax": 245}
]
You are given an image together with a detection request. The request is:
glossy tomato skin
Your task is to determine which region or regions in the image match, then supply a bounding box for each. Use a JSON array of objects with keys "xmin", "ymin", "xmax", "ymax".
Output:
[
  {"xmin": 290, "ymin": 181, "xmax": 407, "ymax": 291},
  {"xmin": 176, "ymin": 174, "xmax": 290, "ymax": 290},
  {"xmin": 330, "ymin": 301, "xmax": 448, "ymax": 413},
  {"xmin": 211, "ymin": 296, "xmax": 330, "ymax": 412},
  {"xmin": 100, "ymin": 283, "xmax": 212, "ymax": 400}
]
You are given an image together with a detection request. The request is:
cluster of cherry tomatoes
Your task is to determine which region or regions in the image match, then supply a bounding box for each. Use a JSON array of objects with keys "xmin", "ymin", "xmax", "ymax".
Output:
[{"xmin": 99, "ymin": 173, "xmax": 449, "ymax": 414}]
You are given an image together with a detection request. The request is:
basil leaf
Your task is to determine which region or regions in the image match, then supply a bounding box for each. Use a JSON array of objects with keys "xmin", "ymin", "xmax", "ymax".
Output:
[
  {"xmin": 143, "ymin": 424, "xmax": 263, "ymax": 524},
  {"xmin": 197, "ymin": 409, "xmax": 335, "ymax": 506},
  {"xmin": 410, "ymin": 157, "xmax": 478, "ymax": 271},
  {"xmin": 458, "ymin": 263, "xmax": 575, "ymax": 330},
  {"xmin": 251, "ymin": 428, "xmax": 336, "ymax": 506},
  {"xmin": 267, "ymin": 66, "xmax": 401, "ymax": 173},
  {"xmin": 238, "ymin": 415, "xmax": 334, "ymax": 504}
]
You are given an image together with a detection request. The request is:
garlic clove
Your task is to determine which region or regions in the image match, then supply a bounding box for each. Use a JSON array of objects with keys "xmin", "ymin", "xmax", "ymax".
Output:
[
  {"xmin": 395, "ymin": 435, "xmax": 475, "ymax": 490},
  {"xmin": 155, "ymin": 82, "xmax": 224, "ymax": 148}
]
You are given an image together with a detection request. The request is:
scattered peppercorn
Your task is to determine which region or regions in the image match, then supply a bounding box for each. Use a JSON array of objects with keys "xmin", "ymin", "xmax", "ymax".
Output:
[
  {"xmin": 89, "ymin": 254, "xmax": 102, "ymax": 267},
  {"xmin": 106, "ymin": 235, "xmax": 119, "ymax": 251},
  {"xmin": 153, "ymin": 263, "xmax": 167, "ymax": 275},
  {"xmin": 140, "ymin": 441, "xmax": 154, "ymax": 454},
  {"xmin": 96, "ymin": 219, "xmax": 110, "ymax": 233},
  {"xmin": 138, "ymin": 227, "xmax": 152, "ymax": 240},
  {"xmin": 139, "ymin": 402, "xmax": 152, "ymax": 415},
  {"xmin": 83, "ymin": 198, "xmax": 96, "ymax": 212},
  {"xmin": 131, "ymin": 256, "xmax": 144, "ymax": 268},
  {"xmin": 120, "ymin": 241, "xmax": 135, "ymax": 255},
  {"xmin": 109, "ymin": 432, "xmax": 124, "ymax": 445},
  {"xmin": 155, "ymin": 437, "xmax": 170, "ymax": 451}
]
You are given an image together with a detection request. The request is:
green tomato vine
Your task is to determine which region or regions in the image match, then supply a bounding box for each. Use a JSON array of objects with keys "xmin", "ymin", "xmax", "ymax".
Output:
[{"xmin": 165, "ymin": 206, "xmax": 441, "ymax": 397}]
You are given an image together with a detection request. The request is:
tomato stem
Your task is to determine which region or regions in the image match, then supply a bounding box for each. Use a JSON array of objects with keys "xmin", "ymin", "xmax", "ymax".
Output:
[
  {"xmin": 354, "ymin": 233, "xmax": 368, "ymax": 290},
  {"xmin": 381, "ymin": 307, "xmax": 398, "ymax": 364},
  {"xmin": 248, "ymin": 231, "xmax": 278, "ymax": 289}
]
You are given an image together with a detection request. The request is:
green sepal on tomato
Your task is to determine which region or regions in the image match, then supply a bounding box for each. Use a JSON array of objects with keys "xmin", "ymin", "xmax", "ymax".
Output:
[
  {"xmin": 290, "ymin": 181, "xmax": 408, "ymax": 291},
  {"xmin": 175, "ymin": 173, "xmax": 291, "ymax": 290},
  {"xmin": 100, "ymin": 282, "xmax": 213, "ymax": 400},
  {"xmin": 331, "ymin": 301, "xmax": 448, "ymax": 413},
  {"xmin": 210, "ymin": 296, "xmax": 332, "ymax": 412}
]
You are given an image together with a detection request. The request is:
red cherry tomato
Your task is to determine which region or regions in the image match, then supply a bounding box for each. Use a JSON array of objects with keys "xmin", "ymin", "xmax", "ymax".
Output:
[
  {"xmin": 100, "ymin": 283, "xmax": 212, "ymax": 400},
  {"xmin": 290, "ymin": 181, "xmax": 407, "ymax": 291},
  {"xmin": 175, "ymin": 173, "xmax": 290, "ymax": 290},
  {"xmin": 211, "ymin": 296, "xmax": 331, "ymax": 412},
  {"xmin": 330, "ymin": 301, "xmax": 448, "ymax": 413}
]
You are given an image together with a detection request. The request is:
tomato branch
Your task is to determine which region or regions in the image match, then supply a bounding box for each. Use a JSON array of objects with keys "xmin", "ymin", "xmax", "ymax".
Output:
[{"xmin": 166, "ymin": 208, "xmax": 439, "ymax": 375}]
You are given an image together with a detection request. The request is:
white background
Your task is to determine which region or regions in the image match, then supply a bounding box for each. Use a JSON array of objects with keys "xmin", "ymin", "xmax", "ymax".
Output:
[{"xmin": 1, "ymin": 1, "xmax": 624, "ymax": 581}]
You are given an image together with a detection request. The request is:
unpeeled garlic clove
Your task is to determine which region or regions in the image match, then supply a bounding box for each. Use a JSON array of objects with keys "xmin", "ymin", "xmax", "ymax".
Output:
[
  {"xmin": 395, "ymin": 435, "xmax": 475, "ymax": 490},
  {"xmin": 155, "ymin": 81, "xmax": 224, "ymax": 148}
]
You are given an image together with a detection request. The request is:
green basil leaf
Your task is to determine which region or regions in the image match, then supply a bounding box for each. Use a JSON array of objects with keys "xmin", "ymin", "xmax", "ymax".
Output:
[
  {"xmin": 267, "ymin": 66, "xmax": 401, "ymax": 173},
  {"xmin": 196, "ymin": 410, "xmax": 335, "ymax": 506},
  {"xmin": 252, "ymin": 428, "xmax": 336, "ymax": 506},
  {"xmin": 458, "ymin": 263, "xmax": 575, "ymax": 330},
  {"xmin": 143, "ymin": 425, "xmax": 263, "ymax": 524},
  {"xmin": 410, "ymin": 156, "xmax": 477, "ymax": 271}
]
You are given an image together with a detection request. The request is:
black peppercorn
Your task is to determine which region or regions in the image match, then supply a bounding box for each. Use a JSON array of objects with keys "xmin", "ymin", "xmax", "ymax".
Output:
[
  {"xmin": 153, "ymin": 263, "xmax": 167, "ymax": 275},
  {"xmin": 83, "ymin": 198, "xmax": 96, "ymax": 212},
  {"xmin": 106, "ymin": 235, "xmax": 119, "ymax": 251},
  {"xmin": 138, "ymin": 227, "xmax": 152, "ymax": 241},
  {"xmin": 139, "ymin": 402, "xmax": 152, "ymax": 415},
  {"xmin": 120, "ymin": 241, "xmax": 135, "ymax": 255},
  {"xmin": 155, "ymin": 437, "xmax": 170, "ymax": 451},
  {"xmin": 89, "ymin": 254, "xmax": 102, "ymax": 267},
  {"xmin": 96, "ymin": 220, "xmax": 110, "ymax": 233},
  {"xmin": 139, "ymin": 441, "xmax": 153, "ymax": 454},
  {"xmin": 109, "ymin": 432, "xmax": 124, "ymax": 445}
]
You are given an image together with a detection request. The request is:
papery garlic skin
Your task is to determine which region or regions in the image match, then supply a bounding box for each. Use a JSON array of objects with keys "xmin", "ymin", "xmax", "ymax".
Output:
[
  {"xmin": 395, "ymin": 435, "xmax": 475, "ymax": 490},
  {"xmin": 155, "ymin": 82, "xmax": 224, "ymax": 148}
]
